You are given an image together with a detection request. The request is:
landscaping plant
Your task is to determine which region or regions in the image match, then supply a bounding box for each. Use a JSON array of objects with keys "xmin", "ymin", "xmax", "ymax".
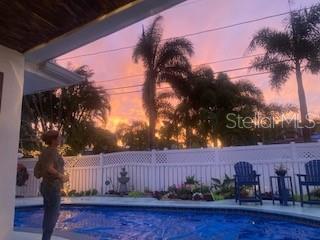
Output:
[{"xmin": 211, "ymin": 174, "xmax": 235, "ymax": 199}]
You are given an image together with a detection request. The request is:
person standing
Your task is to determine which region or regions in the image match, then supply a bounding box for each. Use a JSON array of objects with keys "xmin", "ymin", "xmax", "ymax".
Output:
[{"xmin": 38, "ymin": 130, "xmax": 68, "ymax": 240}]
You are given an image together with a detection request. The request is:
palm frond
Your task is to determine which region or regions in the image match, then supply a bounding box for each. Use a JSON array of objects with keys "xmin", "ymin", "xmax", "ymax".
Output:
[
  {"xmin": 156, "ymin": 38, "xmax": 194, "ymax": 69},
  {"xmin": 235, "ymin": 80, "xmax": 263, "ymax": 100},
  {"xmin": 248, "ymin": 28, "xmax": 292, "ymax": 58},
  {"xmin": 250, "ymin": 55, "xmax": 293, "ymax": 89},
  {"xmin": 269, "ymin": 62, "xmax": 292, "ymax": 89},
  {"xmin": 192, "ymin": 66, "xmax": 215, "ymax": 82},
  {"xmin": 132, "ymin": 16, "xmax": 163, "ymax": 66}
]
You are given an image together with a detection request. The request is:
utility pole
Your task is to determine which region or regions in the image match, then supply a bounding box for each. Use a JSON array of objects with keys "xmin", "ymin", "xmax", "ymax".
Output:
[{"xmin": 287, "ymin": 0, "xmax": 293, "ymax": 12}]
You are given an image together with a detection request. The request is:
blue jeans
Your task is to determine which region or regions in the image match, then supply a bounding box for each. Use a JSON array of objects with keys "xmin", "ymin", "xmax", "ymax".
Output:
[{"xmin": 40, "ymin": 180, "xmax": 61, "ymax": 240}]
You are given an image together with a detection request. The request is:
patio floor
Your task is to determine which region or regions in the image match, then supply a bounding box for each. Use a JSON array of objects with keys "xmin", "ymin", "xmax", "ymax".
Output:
[
  {"xmin": 11, "ymin": 231, "xmax": 67, "ymax": 240},
  {"xmin": 15, "ymin": 196, "xmax": 320, "ymax": 239}
]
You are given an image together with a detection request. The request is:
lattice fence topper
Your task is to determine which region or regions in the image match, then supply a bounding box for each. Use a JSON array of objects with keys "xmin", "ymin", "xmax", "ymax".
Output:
[
  {"xmin": 219, "ymin": 145, "xmax": 293, "ymax": 163},
  {"xmin": 64, "ymin": 155, "xmax": 101, "ymax": 168},
  {"xmin": 156, "ymin": 148, "xmax": 217, "ymax": 164},
  {"xmin": 296, "ymin": 143, "xmax": 320, "ymax": 161},
  {"xmin": 103, "ymin": 151, "xmax": 152, "ymax": 166}
]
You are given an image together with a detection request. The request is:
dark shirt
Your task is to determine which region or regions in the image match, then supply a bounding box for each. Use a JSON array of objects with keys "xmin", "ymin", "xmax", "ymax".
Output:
[{"xmin": 39, "ymin": 147, "xmax": 64, "ymax": 186}]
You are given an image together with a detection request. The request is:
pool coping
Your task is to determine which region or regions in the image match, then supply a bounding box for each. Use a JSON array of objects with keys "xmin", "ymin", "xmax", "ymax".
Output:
[
  {"xmin": 14, "ymin": 227, "xmax": 95, "ymax": 240},
  {"xmin": 16, "ymin": 196, "xmax": 320, "ymax": 222}
]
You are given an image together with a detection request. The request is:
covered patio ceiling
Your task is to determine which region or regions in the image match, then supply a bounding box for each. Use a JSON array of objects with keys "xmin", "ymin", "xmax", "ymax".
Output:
[
  {"xmin": 0, "ymin": 0, "xmax": 135, "ymax": 53},
  {"xmin": 0, "ymin": 0, "xmax": 186, "ymax": 94}
]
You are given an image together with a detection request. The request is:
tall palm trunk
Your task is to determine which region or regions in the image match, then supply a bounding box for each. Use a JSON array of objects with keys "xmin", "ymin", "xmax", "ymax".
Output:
[
  {"xmin": 148, "ymin": 73, "xmax": 157, "ymax": 150},
  {"xmin": 295, "ymin": 62, "xmax": 311, "ymax": 142},
  {"xmin": 148, "ymin": 108, "xmax": 156, "ymax": 150}
]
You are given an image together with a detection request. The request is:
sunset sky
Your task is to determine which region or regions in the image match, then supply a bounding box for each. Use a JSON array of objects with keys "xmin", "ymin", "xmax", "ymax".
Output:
[{"xmin": 56, "ymin": 0, "xmax": 320, "ymax": 132}]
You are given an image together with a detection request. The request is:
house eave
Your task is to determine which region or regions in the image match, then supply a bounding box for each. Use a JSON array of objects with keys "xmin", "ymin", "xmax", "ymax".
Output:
[{"xmin": 24, "ymin": 62, "xmax": 84, "ymax": 95}]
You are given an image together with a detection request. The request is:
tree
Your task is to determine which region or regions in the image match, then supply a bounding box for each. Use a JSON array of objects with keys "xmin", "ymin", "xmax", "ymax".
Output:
[
  {"xmin": 248, "ymin": 4, "xmax": 320, "ymax": 141},
  {"xmin": 158, "ymin": 66, "xmax": 264, "ymax": 147},
  {"xmin": 199, "ymin": 73, "xmax": 263, "ymax": 146},
  {"xmin": 157, "ymin": 120, "xmax": 181, "ymax": 149},
  {"xmin": 257, "ymin": 103, "xmax": 300, "ymax": 143},
  {"xmin": 21, "ymin": 65, "xmax": 111, "ymax": 154},
  {"xmin": 116, "ymin": 121, "xmax": 149, "ymax": 150},
  {"xmin": 90, "ymin": 128, "xmax": 117, "ymax": 154},
  {"xmin": 133, "ymin": 16, "xmax": 194, "ymax": 149}
]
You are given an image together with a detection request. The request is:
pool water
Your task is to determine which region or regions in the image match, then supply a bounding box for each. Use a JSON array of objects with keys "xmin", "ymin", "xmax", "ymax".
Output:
[{"xmin": 15, "ymin": 206, "xmax": 320, "ymax": 240}]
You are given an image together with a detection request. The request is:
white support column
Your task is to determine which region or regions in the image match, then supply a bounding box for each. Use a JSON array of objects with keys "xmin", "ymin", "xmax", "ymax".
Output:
[{"xmin": 0, "ymin": 45, "xmax": 24, "ymax": 240}]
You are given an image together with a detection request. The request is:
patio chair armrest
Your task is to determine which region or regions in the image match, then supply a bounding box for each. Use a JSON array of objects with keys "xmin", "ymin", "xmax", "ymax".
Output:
[
  {"xmin": 255, "ymin": 174, "xmax": 261, "ymax": 182},
  {"xmin": 297, "ymin": 174, "xmax": 306, "ymax": 178},
  {"xmin": 297, "ymin": 174, "xmax": 306, "ymax": 183}
]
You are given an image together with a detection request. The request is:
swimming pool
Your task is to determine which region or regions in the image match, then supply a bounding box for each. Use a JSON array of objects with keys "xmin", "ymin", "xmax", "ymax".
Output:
[{"xmin": 15, "ymin": 205, "xmax": 320, "ymax": 240}]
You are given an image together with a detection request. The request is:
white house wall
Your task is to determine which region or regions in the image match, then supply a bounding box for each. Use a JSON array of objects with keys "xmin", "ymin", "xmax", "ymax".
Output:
[{"xmin": 0, "ymin": 45, "xmax": 25, "ymax": 240}]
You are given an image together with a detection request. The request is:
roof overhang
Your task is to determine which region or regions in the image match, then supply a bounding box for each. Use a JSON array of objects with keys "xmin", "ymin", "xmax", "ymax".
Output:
[
  {"xmin": 25, "ymin": 0, "xmax": 186, "ymax": 63},
  {"xmin": 24, "ymin": 62, "xmax": 84, "ymax": 95}
]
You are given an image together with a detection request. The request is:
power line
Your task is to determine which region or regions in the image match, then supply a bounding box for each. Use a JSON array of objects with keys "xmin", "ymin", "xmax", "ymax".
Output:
[
  {"xmin": 196, "ymin": 53, "xmax": 264, "ymax": 66},
  {"xmin": 175, "ymin": 0, "xmax": 207, "ymax": 9},
  {"xmin": 98, "ymin": 58, "xmax": 289, "ymax": 90},
  {"xmin": 56, "ymin": 9, "xmax": 296, "ymax": 61},
  {"xmin": 92, "ymin": 53, "xmax": 265, "ymax": 84},
  {"xmin": 105, "ymin": 83, "xmax": 144, "ymax": 91},
  {"xmin": 108, "ymin": 87, "xmax": 170, "ymax": 96},
  {"xmin": 95, "ymin": 73, "xmax": 144, "ymax": 83},
  {"xmin": 107, "ymin": 71, "xmax": 271, "ymax": 96}
]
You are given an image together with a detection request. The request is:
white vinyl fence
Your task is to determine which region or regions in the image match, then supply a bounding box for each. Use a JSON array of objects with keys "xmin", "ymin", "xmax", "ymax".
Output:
[{"xmin": 16, "ymin": 142, "xmax": 320, "ymax": 197}]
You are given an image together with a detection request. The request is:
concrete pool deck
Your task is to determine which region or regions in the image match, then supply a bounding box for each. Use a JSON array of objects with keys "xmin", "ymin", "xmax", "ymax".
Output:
[
  {"xmin": 14, "ymin": 196, "xmax": 320, "ymax": 239},
  {"xmin": 11, "ymin": 231, "xmax": 68, "ymax": 240}
]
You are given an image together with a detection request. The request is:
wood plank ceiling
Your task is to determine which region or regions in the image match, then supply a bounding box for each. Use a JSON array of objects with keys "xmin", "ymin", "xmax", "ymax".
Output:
[{"xmin": 0, "ymin": 0, "xmax": 136, "ymax": 52}]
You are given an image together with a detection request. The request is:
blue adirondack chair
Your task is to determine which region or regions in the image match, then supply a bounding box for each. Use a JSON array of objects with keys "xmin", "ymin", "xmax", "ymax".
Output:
[
  {"xmin": 297, "ymin": 160, "xmax": 320, "ymax": 207},
  {"xmin": 234, "ymin": 162, "xmax": 262, "ymax": 205}
]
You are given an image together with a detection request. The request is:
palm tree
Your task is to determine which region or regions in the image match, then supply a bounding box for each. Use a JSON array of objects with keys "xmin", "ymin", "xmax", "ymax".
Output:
[
  {"xmin": 133, "ymin": 16, "xmax": 194, "ymax": 149},
  {"xmin": 248, "ymin": 4, "xmax": 320, "ymax": 141}
]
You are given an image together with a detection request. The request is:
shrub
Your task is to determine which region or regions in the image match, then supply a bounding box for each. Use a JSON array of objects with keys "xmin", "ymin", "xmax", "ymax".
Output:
[
  {"xmin": 61, "ymin": 191, "xmax": 67, "ymax": 197},
  {"xmin": 66, "ymin": 189, "xmax": 98, "ymax": 197},
  {"xmin": 16, "ymin": 163, "xmax": 29, "ymax": 186},
  {"xmin": 211, "ymin": 174, "xmax": 235, "ymax": 199},
  {"xmin": 211, "ymin": 192, "xmax": 224, "ymax": 201},
  {"xmin": 128, "ymin": 191, "xmax": 144, "ymax": 198},
  {"xmin": 153, "ymin": 191, "xmax": 166, "ymax": 200},
  {"xmin": 74, "ymin": 191, "xmax": 84, "ymax": 197},
  {"xmin": 108, "ymin": 190, "xmax": 116, "ymax": 194},
  {"xmin": 185, "ymin": 176, "xmax": 198, "ymax": 185},
  {"xmin": 203, "ymin": 193, "xmax": 213, "ymax": 201},
  {"xmin": 179, "ymin": 193, "xmax": 192, "ymax": 200},
  {"xmin": 176, "ymin": 185, "xmax": 192, "ymax": 200},
  {"xmin": 192, "ymin": 192, "xmax": 203, "ymax": 201},
  {"xmin": 167, "ymin": 192, "xmax": 178, "ymax": 199},
  {"xmin": 193, "ymin": 185, "xmax": 211, "ymax": 194},
  {"xmin": 68, "ymin": 190, "xmax": 77, "ymax": 197},
  {"xmin": 91, "ymin": 189, "xmax": 98, "ymax": 196},
  {"xmin": 168, "ymin": 184, "xmax": 177, "ymax": 193}
]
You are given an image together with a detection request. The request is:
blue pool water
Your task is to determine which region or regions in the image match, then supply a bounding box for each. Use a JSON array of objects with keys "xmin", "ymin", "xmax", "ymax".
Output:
[{"xmin": 15, "ymin": 206, "xmax": 320, "ymax": 240}]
